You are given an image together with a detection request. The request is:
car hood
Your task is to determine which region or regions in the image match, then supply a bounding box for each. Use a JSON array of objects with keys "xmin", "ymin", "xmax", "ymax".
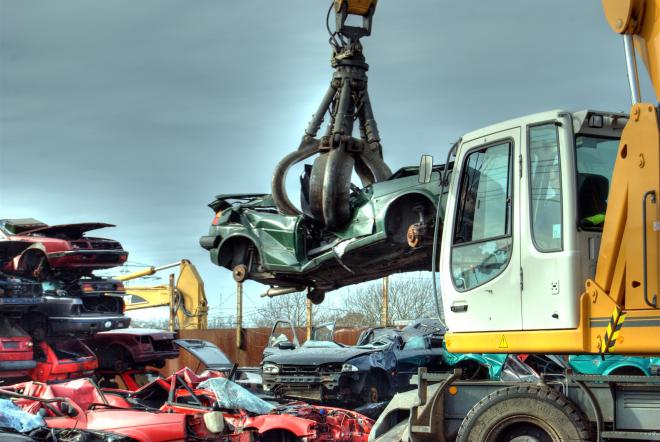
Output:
[
  {"xmin": 263, "ymin": 345, "xmax": 382, "ymax": 365},
  {"xmin": 20, "ymin": 223, "xmax": 115, "ymax": 239},
  {"xmin": 174, "ymin": 339, "xmax": 234, "ymax": 370}
]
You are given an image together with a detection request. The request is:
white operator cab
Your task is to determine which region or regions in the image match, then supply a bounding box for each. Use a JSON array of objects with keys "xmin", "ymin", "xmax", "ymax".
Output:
[{"xmin": 440, "ymin": 110, "xmax": 627, "ymax": 333}]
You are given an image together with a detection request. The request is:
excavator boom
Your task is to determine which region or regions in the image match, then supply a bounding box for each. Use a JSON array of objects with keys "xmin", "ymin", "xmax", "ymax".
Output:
[{"xmin": 119, "ymin": 260, "xmax": 208, "ymax": 330}]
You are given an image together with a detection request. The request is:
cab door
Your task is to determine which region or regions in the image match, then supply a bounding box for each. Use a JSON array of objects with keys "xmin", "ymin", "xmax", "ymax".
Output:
[
  {"xmin": 519, "ymin": 120, "xmax": 580, "ymax": 330},
  {"xmin": 441, "ymin": 127, "xmax": 523, "ymax": 333}
]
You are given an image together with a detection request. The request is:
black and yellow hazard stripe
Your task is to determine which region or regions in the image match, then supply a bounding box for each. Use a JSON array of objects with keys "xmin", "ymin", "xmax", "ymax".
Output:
[{"xmin": 600, "ymin": 307, "xmax": 627, "ymax": 353}]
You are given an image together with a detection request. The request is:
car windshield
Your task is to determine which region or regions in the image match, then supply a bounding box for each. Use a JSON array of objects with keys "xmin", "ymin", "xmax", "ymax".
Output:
[
  {"xmin": 302, "ymin": 340, "xmax": 343, "ymax": 348},
  {"xmin": 198, "ymin": 377, "xmax": 275, "ymax": 414}
]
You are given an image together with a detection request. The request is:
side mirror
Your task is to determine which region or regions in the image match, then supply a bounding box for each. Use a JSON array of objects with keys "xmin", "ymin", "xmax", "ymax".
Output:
[
  {"xmin": 277, "ymin": 341, "xmax": 296, "ymax": 350},
  {"xmin": 419, "ymin": 155, "xmax": 433, "ymax": 184}
]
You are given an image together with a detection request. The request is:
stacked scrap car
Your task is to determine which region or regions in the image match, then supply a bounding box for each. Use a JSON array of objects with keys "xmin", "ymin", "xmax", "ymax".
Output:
[{"xmin": 0, "ymin": 218, "xmax": 128, "ymax": 280}]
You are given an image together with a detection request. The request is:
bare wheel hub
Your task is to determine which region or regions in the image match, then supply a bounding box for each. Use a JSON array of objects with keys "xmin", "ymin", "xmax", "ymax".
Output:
[
  {"xmin": 232, "ymin": 264, "xmax": 248, "ymax": 282},
  {"xmin": 406, "ymin": 223, "xmax": 424, "ymax": 248}
]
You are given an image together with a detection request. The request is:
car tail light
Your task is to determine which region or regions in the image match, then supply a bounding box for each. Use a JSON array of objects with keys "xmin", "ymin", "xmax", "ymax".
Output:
[
  {"xmin": 82, "ymin": 283, "xmax": 95, "ymax": 293},
  {"xmin": 27, "ymin": 341, "xmax": 33, "ymax": 348},
  {"xmin": 212, "ymin": 211, "xmax": 223, "ymax": 225}
]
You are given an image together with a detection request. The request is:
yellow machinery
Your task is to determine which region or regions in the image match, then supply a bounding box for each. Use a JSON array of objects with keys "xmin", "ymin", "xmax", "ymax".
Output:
[
  {"xmin": 441, "ymin": 0, "xmax": 660, "ymax": 355},
  {"xmin": 116, "ymin": 260, "xmax": 208, "ymax": 330}
]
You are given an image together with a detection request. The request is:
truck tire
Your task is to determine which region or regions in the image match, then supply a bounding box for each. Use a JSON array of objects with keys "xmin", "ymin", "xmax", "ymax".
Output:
[{"xmin": 456, "ymin": 385, "xmax": 591, "ymax": 442}]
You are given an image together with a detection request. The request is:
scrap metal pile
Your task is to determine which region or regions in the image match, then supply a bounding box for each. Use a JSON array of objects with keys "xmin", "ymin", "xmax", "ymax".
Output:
[{"xmin": 0, "ymin": 217, "xmax": 375, "ymax": 441}]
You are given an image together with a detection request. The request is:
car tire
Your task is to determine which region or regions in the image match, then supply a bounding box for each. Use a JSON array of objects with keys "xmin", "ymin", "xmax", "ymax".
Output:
[
  {"xmin": 100, "ymin": 345, "xmax": 131, "ymax": 373},
  {"xmin": 360, "ymin": 376, "xmax": 384, "ymax": 404},
  {"xmin": 456, "ymin": 385, "xmax": 591, "ymax": 442},
  {"xmin": 22, "ymin": 313, "xmax": 48, "ymax": 342},
  {"xmin": 307, "ymin": 289, "xmax": 325, "ymax": 305}
]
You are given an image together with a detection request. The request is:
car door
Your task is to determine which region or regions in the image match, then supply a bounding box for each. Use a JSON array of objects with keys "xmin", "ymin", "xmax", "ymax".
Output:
[
  {"xmin": 263, "ymin": 319, "xmax": 300, "ymax": 359},
  {"xmin": 441, "ymin": 128, "xmax": 523, "ymax": 333}
]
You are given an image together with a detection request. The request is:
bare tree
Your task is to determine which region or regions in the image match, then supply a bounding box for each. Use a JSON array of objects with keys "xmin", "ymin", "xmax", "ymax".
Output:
[
  {"xmin": 333, "ymin": 275, "xmax": 441, "ymax": 327},
  {"xmin": 253, "ymin": 292, "xmax": 317, "ymax": 327}
]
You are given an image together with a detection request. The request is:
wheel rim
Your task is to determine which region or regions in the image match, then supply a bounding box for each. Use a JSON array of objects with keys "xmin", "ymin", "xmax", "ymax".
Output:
[{"xmin": 485, "ymin": 416, "xmax": 558, "ymax": 442}]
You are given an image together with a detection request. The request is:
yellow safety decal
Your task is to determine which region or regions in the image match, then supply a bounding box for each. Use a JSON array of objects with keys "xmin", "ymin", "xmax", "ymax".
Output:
[
  {"xmin": 600, "ymin": 307, "xmax": 626, "ymax": 353},
  {"xmin": 499, "ymin": 335, "xmax": 508, "ymax": 349}
]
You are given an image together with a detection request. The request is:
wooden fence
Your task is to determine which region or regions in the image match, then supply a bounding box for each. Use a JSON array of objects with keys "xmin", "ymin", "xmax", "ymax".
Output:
[{"xmin": 164, "ymin": 326, "xmax": 365, "ymax": 373}]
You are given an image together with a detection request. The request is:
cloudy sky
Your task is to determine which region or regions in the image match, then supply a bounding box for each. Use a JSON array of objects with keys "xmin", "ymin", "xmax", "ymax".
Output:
[{"xmin": 0, "ymin": 1, "xmax": 650, "ymax": 322}]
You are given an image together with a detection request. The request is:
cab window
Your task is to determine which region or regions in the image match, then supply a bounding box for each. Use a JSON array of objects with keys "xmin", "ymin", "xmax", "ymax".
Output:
[
  {"xmin": 528, "ymin": 124, "xmax": 562, "ymax": 251},
  {"xmin": 575, "ymin": 136, "xmax": 618, "ymax": 229},
  {"xmin": 451, "ymin": 141, "xmax": 513, "ymax": 291}
]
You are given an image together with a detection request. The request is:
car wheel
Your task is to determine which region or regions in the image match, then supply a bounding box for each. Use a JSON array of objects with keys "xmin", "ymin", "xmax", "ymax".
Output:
[
  {"xmin": 22, "ymin": 313, "xmax": 48, "ymax": 342},
  {"xmin": 307, "ymin": 288, "xmax": 325, "ymax": 305},
  {"xmin": 385, "ymin": 196, "xmax": 434, "ymax": 247},
  {"xmin": 100, "ymin": 346, "xmax": 131, "ymax": 373},
  {"xmin": 360, "ymin": 376, "xmax": 382, "ymax": 404},
  {"xmin": 232, "ymin": 264, "xmax": 248, "ymax": 282}
]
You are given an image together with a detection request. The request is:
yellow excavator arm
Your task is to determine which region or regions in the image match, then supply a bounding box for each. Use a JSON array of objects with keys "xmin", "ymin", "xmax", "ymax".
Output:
[
  {"xmin": 603, "ymin": 0, "xmax": 660, "ymax": 100},
  {"xmin": 117, "ymin": 260, "xmax": 208, "ymax": 330}
]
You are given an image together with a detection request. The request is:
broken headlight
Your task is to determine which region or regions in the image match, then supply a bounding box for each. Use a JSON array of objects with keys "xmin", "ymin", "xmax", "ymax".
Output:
[
  {"xmin": 342, "ymin": 363, "xmax": 359, "ymax": 372},
  {"xmin": 262, "ymin": 363, "xmax": 280, "ymax": 374}
]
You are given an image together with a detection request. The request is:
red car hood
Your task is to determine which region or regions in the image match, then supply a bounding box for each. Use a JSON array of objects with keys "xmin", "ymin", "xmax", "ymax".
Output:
[{"xmin": 20, "ymin": 223, "xmax": 116, "ymax": 239}]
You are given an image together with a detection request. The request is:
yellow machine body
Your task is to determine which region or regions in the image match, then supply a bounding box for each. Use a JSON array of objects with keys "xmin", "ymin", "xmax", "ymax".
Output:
[{"xmin": 117, "ymin": 260, "xmax": 208, "ymax": 330}]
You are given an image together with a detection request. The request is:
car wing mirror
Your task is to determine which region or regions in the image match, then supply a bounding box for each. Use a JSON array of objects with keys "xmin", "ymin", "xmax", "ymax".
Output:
[
  {"xmin": 277, "ymin": 341, "xmax": 296, "ymax": 350},
  {"xmin": 419, "ymin": 154, "xmax": 433, "ymax": 184}
]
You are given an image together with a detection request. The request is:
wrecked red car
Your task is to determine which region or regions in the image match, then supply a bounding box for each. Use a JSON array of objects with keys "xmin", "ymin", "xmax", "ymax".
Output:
[
  {"xmin": 0, "ymin": 317, "xmax": 35, "ymax": 380},
  {"xmin": 0, "ymin": 218, "xmax": 128, "ymax": 278},
  {"xmin": 1, "ymin": 378, "xmax": 242, "ymax": 442},
  {"xmin": 129, "ymin": 368, "xmax": 373, "ymax": 442},
  {"xmin": 84, "ymin": 328, "xmax": 179, "ymax": 372},
  {"xmin": 29, "ymin": 338, "xmax": 98, "ymax": 382}
]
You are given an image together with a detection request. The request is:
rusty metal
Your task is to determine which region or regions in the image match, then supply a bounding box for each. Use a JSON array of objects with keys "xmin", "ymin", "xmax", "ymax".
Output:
[
  {"xmin": 271, "ymin": 1, "xmax": 391, "ymax": 229},
  {"xmin": 232, "ymin": 264, "xmax": 248, "ymax": 283}
]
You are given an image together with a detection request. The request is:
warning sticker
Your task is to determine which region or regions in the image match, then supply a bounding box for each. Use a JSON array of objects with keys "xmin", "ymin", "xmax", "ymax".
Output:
[{"xmin": 499, "ymin": 335, "xmax": 508, "ymax": 349}]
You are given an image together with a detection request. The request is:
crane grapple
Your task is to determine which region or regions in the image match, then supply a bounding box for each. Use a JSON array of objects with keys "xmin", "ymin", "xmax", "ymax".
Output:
[{"xmin": 271, "ymin": 0, "xmax": 391, "ymax": 229}]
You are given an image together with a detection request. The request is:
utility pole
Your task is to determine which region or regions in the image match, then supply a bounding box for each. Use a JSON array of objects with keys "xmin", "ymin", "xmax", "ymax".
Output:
[
  {"xmin": 306, "ymin": 292, "xmax": 313, "ymax": 341},
  {"xmin": 236, "ymin": 282, "xmax": 243, "ymax": 349},
  {"xmin": 381, "ymin": 276, "xmax": 389, "ymax": 327}
]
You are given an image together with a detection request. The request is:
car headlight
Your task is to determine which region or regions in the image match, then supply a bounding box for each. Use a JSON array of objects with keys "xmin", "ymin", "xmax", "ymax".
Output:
[
  {"xmin": 262, "ymin": 363, "xmax": 280, "ymax": 374},
  {"xmin": 342, "ymin": 363, "xmax": 359, "ymax": 372}
]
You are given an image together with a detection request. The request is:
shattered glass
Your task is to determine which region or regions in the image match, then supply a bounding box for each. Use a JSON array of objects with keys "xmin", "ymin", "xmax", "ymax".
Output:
[
  {"xmin": 199, "ymin": 377, "xmax": 275, "ymax": 415},
  {"xmin": 0, "ymin": 398, "xmax": 45, "ymax": 433}
]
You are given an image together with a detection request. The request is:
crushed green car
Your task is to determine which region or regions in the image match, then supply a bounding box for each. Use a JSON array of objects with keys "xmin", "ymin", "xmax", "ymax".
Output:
[{"xmin": 200, "ymin": 164, "xmax": 449, "ymax": 303}]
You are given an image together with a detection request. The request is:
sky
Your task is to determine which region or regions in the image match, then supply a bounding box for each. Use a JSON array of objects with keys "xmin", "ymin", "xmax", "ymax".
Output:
[{"xmin": 0, "ymin": 1, "xmax": 652, "ymax": 323}]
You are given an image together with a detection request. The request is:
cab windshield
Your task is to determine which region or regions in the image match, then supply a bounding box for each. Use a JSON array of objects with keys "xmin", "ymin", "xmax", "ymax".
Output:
[{"xmin": 575, "ymin": 136, "xmax": 619, "ymax": 229}]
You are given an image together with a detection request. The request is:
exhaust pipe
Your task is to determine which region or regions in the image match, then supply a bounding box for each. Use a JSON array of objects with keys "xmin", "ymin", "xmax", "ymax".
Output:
[{"xmin": 261, "ymin": 286, "xmax": 305, "ymax": 298}]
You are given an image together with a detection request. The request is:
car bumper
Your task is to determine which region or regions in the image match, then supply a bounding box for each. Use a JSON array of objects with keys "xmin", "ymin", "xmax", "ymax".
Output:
[
  {"xmin": 0, "ymin": 359, "xmax": 36, "ymax": 371},
  {"xmin": 262, "ymin": 371, "xmax": 362, "ymax": 401},
  {"xmin": 49, "ymin": 315, "xmax": 131, "ymax": 336},
  {"xmin": 47, "ymin": 250, "xmax": 128, "ymax": 268}
]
